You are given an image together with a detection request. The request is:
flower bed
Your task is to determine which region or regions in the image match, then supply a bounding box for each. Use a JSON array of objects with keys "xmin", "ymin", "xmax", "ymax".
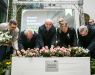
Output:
[
  {"xmin": 19, "ymin": 46, "xmax": 89, "ymax": 57},
  {"xmin": 1, "ymin": 47, "xmax": 94, "ymax": 75}
]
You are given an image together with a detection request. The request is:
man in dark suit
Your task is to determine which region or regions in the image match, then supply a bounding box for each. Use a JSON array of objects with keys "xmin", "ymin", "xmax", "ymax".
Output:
[
  {"xmin": 57, "ymin": 18, "xmax": 77, "ymax": 48},
  {"xmin": 18, "ymin": 29, "xmax": 38, "ymax": 54},
  {"xmin": 38, "ymin": 19, "xmax": 56, "ymax": 48},
  {"xmin": 78, "ymin": 25, "xmax": 95, "ymax": 58}
]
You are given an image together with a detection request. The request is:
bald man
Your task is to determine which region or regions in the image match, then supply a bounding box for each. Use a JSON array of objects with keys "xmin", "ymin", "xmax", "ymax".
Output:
[
  {"xmin": 37, "ymin": 19, "xmax": 56, "ymax": 48},
  {"xmin": 18, "ymin": 29, "xmax": 38, "ymax": 50}
]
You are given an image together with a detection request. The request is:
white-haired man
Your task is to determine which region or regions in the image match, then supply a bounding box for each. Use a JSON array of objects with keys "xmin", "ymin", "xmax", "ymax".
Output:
[
  {"xmin": 18, "ymin": 29, "xmax": 38, "ymax": 55},
  {"xmin": 78, "ymin": 25, "xmax": 95, "ymax": 58},
  {"xmin": 37, "ymin": 19, "xmax": 56, "ymax": 48}
]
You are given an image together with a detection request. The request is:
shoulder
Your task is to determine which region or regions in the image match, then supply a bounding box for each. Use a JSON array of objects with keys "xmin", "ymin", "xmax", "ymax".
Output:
[
  {"xmin": 39, "ymin": 25, "xmax": 44, "ymax": 30},
  {"xmin": 69, "ymin": 27, "xmax": 76, "ymax": 32},
  {"xmin": 89, "ymin": 27, "xmax": 95, "ymax": 34},
  {"xmin": 69, "ymin": 27, "xmax": 75, "ymax": 31},
  {"xmin": 52, "ymin": 25, "xmax": 56, "ymax": 30},
  {"xmin": 20, "ymin": 31, "xmax": 24, "ymax": 35},
  {"xmin": 0, "ymin": 23, "xmax": 8, "ymax": 30},
  {"xmin": 33, "ymin": 33, "xmax": 38, "ymax": 37},
  {"xmin": 50, "ymin": 25, "xmax": 56, "ymax": 31},
  {"xmin": 0, "ymin": 23, "xmax": 8, "ymax": 26},
  {"xmin": 57, "ymin": 28, "xmax": 60, "ymax": 32},
  {"xmin": 15, "ymin": 27, "xmax": 19, "ymax": 33}
]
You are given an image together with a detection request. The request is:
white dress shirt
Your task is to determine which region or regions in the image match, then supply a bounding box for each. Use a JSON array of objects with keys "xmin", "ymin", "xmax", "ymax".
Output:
[{"xmin": 0, "ymin": 23, "xmax": 19, "ymax": 50}]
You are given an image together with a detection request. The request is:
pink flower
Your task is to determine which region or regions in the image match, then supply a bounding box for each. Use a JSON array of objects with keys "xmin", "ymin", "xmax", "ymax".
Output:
[
  {"xmin": 40, "ymin": 48, "xmax": 45, "ymax": 53},
  {"xmin": 45, "ymin": 46, "xmax": 49, "ymax": 50},
  {"xmin": 50, "ymin": 48, "xmax": 56, "ymax": 53},
  {"xmin": 56, "ymin": 46, "xmax": 60, "ymax": 50},
  {"xmin": 45, "ymin": 49, "xmax": 49, "ymax": 53},
  {"xmin": 60, "ymin": 47, "xmax": 67, "ymax": 52}
]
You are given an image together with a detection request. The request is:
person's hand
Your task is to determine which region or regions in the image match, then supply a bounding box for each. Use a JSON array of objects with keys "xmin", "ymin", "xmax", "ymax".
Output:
[
  {"xmin": 42, "ymin": 47, "xmax": 45, "ymax": 50},
  {"xmin": 16, "ymin": 50, "xmax": 22, "ymax": 56},
  {"xmin": 45, "ymin": 46, "xmax": 49, "ymax": 49},
  {"xmin": 21, "ymin": 49, "xmax": 27, "ymax": 55},
  {"xmin": 50, "ymin": 45, "xmax": 54, "ymax": 49},
  {"xmin": 34, "ymin": 48, "xmax": 39, "ymax": 51}
]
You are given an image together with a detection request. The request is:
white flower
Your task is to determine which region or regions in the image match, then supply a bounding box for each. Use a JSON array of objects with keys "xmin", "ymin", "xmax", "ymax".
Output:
[{"xmin": 0, "ymin": 31, "xmax": 12, "ymax": 44}]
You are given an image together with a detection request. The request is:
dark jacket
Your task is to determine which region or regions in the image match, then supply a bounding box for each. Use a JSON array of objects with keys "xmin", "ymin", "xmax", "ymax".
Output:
[
  {"xmin": 78, "ymin": 27, "xmax": 95, "ymax": 58},
  {"xmin": 87, "ymin": 24, "xmax": 95, "ymax": 30},
  {"xmin": 78, "ymin": 27, "xmax": 95, "ymax": 50},
  {"xmin": 57, "ymin": 27, "xmax": 77, "ymax": 47},
  {"xmin": 18, "ymin": 31, "xmax": 38, "ymax": 50},
  {"xmin": 38, "ymin": 25, "xmax": 56, "ymax": 48}
]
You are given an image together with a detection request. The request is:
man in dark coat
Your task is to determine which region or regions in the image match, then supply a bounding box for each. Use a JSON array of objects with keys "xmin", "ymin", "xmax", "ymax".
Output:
[
  {"xmin": 38, "ymin": 19, "xmax": 56, "ymax": 48},
  {"xmin": 18, "ymin": 29, "xmax": 38, "ymax": 53},
  {"xmin": 78, "ymin": 25, "xmax": 95, "ymax": 58},
  {"xmin": 57, "ymin": 18, "xmax": 77, "ymax": 47},
  {"xmin": 87, "ymin": 19, "xmax": 95, "ymax": 29}
]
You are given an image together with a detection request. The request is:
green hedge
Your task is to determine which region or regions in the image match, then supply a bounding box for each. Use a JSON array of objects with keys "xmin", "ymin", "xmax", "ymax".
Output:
[{"xmin": 91, "ymin": 58, "xmax": 95, "ymax": 74}]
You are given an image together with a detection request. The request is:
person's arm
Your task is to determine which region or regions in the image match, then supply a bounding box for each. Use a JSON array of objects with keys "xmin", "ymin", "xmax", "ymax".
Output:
[
  {"xmin": 34, "ymin": 33, "xmax": 40, "ymax": 49},
  {"xmin": 12, "ymin": 28, "xmax": 22, "ymax": 56},
  {"xmin": 37, "ymin": 27, "xmax": 44, "ymax": 48},
  {"xmin": 12, "ymin": 28, "xmax": 19, "ymax": 51},
  {"xmin": 18, "ymin": 32, "xmax": 25, "ymax": 50},
  {"xmin": 51, "ymin": 27, "xmax": 56, "ymax": 46},
  {"xmin": 87, "ymin": 41, "xmax": 95, "ymax": 51},
  {"xmin": 0, "ymin": 23, "xmax": 8, "ymax": 31},
  {"xmin": 87, "ymin": 28, "xmax": 95, "ymax": 51},
  {"xmin": 72, "ymin": 28, "xmax": 78, "ymax": 46},
  {"xmin": 56, "ymin": 28, "xmax": 61, "ymax": 46},
  {"xmin": 77, "ymin": 29, "xmax": 83, "ymax": 47}
]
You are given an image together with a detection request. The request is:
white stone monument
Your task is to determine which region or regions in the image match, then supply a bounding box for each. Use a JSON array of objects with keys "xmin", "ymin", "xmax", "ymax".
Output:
[{"xmin": 11, "ymin": 57, "xmax": 90, "ymax": 75}]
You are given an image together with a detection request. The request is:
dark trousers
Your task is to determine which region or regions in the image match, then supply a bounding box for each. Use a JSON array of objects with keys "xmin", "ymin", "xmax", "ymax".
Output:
[{"xmin": 0, "ymin": 46, "xmax": 13, "ymax": 61}]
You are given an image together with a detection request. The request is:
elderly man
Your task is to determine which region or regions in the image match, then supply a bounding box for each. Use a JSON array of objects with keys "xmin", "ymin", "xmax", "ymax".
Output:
[
  {"xmin": 57, "ymin": 18, "xmax": 77, "ymax": 47},
  {"xmin": 18, "ymin": 29, "xmax": 38, "ymax": 54},
  {"xmin": 38, "ymin": 19, "xmax": 56, "ymax": 48},
  {"xmin": 0, "ymin": 19, "xmax": 19, "ymax": 61},
  {"xmin": 78, "ymin": 25, "xmax": 95, "ymax": 58}
]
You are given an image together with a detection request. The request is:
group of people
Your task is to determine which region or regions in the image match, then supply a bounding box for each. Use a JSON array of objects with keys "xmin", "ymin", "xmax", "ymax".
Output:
[
  {"xmin": 0, "ymin": 18, "xmax": 95, "ymax": 61},
  {"xmin": 18, "ymin": 18, "xmax": 77, "ymax": 55}
]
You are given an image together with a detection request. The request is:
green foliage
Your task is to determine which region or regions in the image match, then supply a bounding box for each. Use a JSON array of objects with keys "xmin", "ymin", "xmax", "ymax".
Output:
[
  {"xmin": 8, "ymin": 0, "xmax": 13, "ymax": 21},
  {"xmin": 70, "ymin": 47, "xmax": 89, "ymax": 57},
  {"xmin": 0, "ymin": 60, "xmax": 11, "ymax": 75},
  {"xmin": 91, "ymin": 58, "xmax": 95, "ymax": 74}
]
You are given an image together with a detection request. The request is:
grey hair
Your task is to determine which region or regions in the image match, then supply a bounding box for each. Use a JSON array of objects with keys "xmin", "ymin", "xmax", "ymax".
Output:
[
  {"xmin": 24, "ymin": 28, "xmax": 34, "ymax": 35},
  {"xmin": 58, "ymin": 18, "xmax": 65, "ymax": 22},
  {"xmin": 44, "ymin": 19, "xmax": 53, "ymax": 24},
  {"xmin": 79, "ymin": 25, "xmax": 88, "ymax": 33}
]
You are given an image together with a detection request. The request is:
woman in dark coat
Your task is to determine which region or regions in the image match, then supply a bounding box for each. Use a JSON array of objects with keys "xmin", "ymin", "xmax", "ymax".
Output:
[{"xmin": 57, "ymin": 18, "xmax": 77, "ymax": 48}]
